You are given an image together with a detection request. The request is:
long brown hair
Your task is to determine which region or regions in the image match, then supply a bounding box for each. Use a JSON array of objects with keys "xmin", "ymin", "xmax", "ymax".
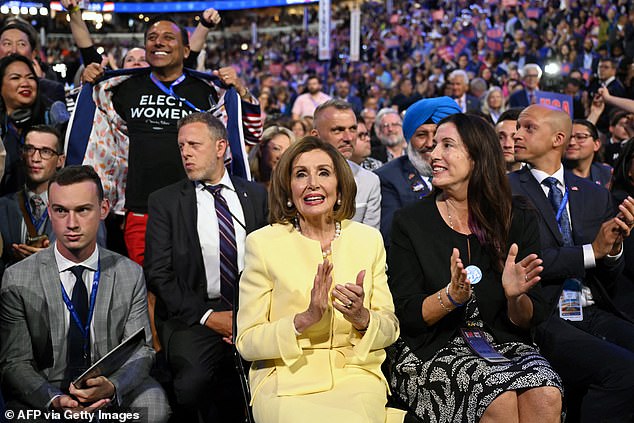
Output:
[{"xmin": 437, "ymin": 113, "xmax": 512, "ymax": 270}]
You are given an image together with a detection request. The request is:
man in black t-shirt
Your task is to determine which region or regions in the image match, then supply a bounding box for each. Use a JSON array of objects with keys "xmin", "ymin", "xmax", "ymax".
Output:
[{"xmin": 67, "ymin": 16, "xmax": 262, "ymax": 266}]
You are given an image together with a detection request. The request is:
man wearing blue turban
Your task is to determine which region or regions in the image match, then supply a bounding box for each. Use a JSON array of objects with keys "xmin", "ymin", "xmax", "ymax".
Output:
[{"xmin": 375, "ymin": 97, "xmax": 461, "ymax": 248}]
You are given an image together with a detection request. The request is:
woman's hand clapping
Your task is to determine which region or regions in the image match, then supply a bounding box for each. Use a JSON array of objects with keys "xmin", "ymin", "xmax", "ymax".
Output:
[{"xmin": 332, "ymin": 270, "xmax": 370, "ymax": 332}]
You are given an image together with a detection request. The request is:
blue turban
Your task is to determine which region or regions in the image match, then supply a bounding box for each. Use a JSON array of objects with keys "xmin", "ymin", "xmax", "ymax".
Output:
[{"xmin": 402, "ymin": 96, "xmax": 462, "ymax": 142}]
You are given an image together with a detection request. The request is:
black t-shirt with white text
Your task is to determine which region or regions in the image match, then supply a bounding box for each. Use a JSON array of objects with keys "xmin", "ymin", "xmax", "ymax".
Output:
[{"xmin": 112, "ymin": 73, "xmax": 218, "ymax": 213}]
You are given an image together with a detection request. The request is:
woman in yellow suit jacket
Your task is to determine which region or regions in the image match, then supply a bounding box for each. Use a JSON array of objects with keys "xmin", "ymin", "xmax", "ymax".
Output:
[{"xmin": 236, "ymin": 137, "xmax": 404, "ymax": 423}]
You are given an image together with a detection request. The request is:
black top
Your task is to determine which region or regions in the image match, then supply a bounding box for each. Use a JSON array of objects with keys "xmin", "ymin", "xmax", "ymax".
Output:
[
  {"xmin": 111, "ymin": 73, "xmax": 216, "ymax": 213},
  {"xmin": 387, "ymin": 194, "xmax": 549, "ymax": 362}
]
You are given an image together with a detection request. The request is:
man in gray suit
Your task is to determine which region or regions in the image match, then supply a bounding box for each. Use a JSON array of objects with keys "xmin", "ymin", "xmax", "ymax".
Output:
[
  {"xmin": 0, "ymin": 165, "xmax": 169, "ymax": 422},
  {"xmin": 0, "ymin": 126, "xmax": 64, "ymax": 273},
  {"xmin": 312, "ymin": 99, "xmax": 381, "ymax": 229}
]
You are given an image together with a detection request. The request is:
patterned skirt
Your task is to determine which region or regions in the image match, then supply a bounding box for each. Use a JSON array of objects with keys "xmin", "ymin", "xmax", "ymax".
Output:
[{"xmin": 387, "ymin": 295, "xmax": 563, "ymax": 423}]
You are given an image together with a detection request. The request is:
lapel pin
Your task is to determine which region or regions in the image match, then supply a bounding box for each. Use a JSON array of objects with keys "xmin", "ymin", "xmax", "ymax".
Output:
[{"xmin": 571, "ymin": 186, "xmax": 579, "ymax": 191}]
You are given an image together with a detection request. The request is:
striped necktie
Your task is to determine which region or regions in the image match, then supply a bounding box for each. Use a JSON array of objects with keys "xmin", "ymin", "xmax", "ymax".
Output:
[{"xmin": 206, "ymin": 185, "xmax": 238, "ymax": 307}]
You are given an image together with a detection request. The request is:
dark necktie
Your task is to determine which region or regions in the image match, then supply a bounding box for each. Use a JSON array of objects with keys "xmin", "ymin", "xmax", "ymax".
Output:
[
  {"xmin": 206, "ymin": 185, "xmax": 238, "ymax": 307},
  {"xmin": 65, "ymin": 265, "xmax": 90, "ymax": 388},
  {"xmin": 542, "ymin": 177, "xmax": 573, "ymax": 246},
  {"xmin": 529, "ymin": 92, "xmax": 536, "ymax": 105}
]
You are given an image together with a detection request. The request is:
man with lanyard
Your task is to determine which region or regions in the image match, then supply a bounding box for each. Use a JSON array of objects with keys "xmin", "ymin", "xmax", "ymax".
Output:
[
  {"xmin": 509, "ymin": 104, "xmax": 634, "ymax": 422},
  {"xmin": 0, "ymin": 125, "xmax": 64, "ymax": 272},
  {"xmin": 0, "ymin": 165, "xmax": 169, "ymax": 422},
  {"xmin": 65, "ymin": 15, "xmax": 262, "ymax": 266}
]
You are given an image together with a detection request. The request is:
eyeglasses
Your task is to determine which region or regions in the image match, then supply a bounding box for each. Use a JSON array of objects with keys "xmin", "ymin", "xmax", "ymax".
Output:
[
  {"xmin": 571, "ymin": 133, "xmax": 593, "ymax": 141},
  {"xmin": 358, "ymin": 132, "xmax": 369, "ymax": 138},
  {"xmin": 524, "ymin": 74, "xmax": 540, "ymax": 78},
  {"xmin": 21, "ymin": 145, "xmax": 60, "ymax": 159},
  {"xmin": 380, "ymin": 122, "xmax": 402, "ymax": 130}
]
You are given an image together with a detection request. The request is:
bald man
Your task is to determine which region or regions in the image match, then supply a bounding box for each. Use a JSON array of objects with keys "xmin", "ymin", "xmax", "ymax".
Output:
[{"xmin": 509, "ymin": 104, "xmax": 634, "ymax": 423}]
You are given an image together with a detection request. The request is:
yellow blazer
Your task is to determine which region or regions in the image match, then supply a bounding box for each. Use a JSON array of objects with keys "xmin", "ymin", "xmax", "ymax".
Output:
[{"xmin": 236, "ymin": 220, "xmax": 399, "ymax": 402}]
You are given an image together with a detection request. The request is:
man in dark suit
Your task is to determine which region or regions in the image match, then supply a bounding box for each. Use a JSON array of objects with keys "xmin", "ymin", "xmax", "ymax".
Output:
[
  {"xmin": 375, "ymin": 97, "xmax": 460, "ymax": 247},
  {"xmin": 333, "ymin": 79, "xmax": 362, "ymax": 115},
  {"xmin": 448, "ymin": 69, "xmax": 480, "ymax": 113},
  {"xmin": 0, "ymin": 126, "xmax": 63, "ymax": 271},
  {"xmin": 590, "ymin": 57, "xmax": 628, "ymax": 134},
  {"xmin": 0, "ymin": 165, "xmax": 169, "ymax": 421},
  {"xmin": 509, "ymin": 63, "xmax": 542, "ymax": 108},
  {"xmin": 510, "ymin": 104, "xmax": 634, "ymax": 423},
  {"xmin": 145, "ymin": 112, "xmax": 268, "ymax": 422}
]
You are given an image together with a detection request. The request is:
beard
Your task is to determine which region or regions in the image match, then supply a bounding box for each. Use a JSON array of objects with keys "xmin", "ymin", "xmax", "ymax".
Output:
[
  {"xmin": 379, "ymin": 133, "xmax": 404, "ymax": 147},
  {"xmin": 407, "ymin": 142, "xmax": 433, "ymax": 177}
]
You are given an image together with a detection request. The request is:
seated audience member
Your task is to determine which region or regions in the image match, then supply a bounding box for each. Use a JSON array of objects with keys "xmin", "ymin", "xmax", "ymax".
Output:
[
  {"xmin": 448, "ymin": 69, "xmax": 481, "ymax": 113},
  {"xmin": 564, "ymin": 119, "xmax": 612, "ymax": 188},
  {"xmin": 291, "ymin": 75, "xmax": 331, "ymax": 120},
  {"xmin": 236, "ymin": 137, "xmax": 403, "ymax": 423},
  {"xmin": 289, "ymin": 118, "xmax": 309, "ymax": 139},
  {"xmin": 248, "ymin": 125, "xmax": 296, "ymax": 191},
  {"xmin": 481, "ymin": 86, "xmax": 506, "ymax": 124},
  {"xmin": 496, "ymin": 108, "xmax": 523, "ymax": 173},
  {"xmin": 509, "ymin": 64, "xmax": 542, "ymax": 108},
  {"xmin": 0, "ymin": 126, "xmax": 64, "ymax": 270},
  {"xmin": 374, "ymin": 108, "xmax": 407, "ymax": 162},
  {"xmin": 388, "ymin": 113, "xmax": 562, "ymax": 423},
  {"xmin": 0, "ymin": 20, "xmax": 65, "ymax": 104},
  {"xmin": 145, "ymin": 113, "xmax": 268, "ymax": 422},
  {"xmin": 375, "ymin": 97, "xmax": 460, "ymax": 248},
  {"xmin": 311, "ymin": 99, "xmax": 381, "ymax": 230},
  {"xmin": 0, "ymin": 55, "xmax": 61, "ymax": 196},
  {"xmin": 510, "ymin": 104, "xmax": 634, "ymax": 422},
  {"xmin": 0, "ymin": 165, "xmax": 169, "ymax": 422},
  {"xmin": 350, "ymin": 121, "xmax": 382, "ymax": 171}
]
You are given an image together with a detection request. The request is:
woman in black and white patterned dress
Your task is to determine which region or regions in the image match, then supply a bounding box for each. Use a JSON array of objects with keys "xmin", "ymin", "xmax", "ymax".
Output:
[{"xmin": 387, "ymin": 114, "xmax": 563, "ymax": 422}]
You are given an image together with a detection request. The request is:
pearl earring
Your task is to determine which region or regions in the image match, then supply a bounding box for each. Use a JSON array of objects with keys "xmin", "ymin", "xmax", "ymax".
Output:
[
  {"xmin": 286, "ymin": 199, "xmax": 293, "ymax": 208},
  {"xmin": 337, "ymin": 198, "xmax": 342, "ymax": 206}
]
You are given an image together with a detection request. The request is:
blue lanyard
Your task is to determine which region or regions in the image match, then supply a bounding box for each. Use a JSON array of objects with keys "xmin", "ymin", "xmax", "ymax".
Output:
[
  {"xmin": 24, "ymin": 194, "xmax": 48, "ymax": 232},
  {"xmin": 60, "ymin": 262, "xmax": 101, "ymax": 349},
  {"xmin": 555, "ymin": 188, "xmax": 569, "ymax": 229},
  {"xmin": 149, "ymin": 72, "xmax": 206, "ymax": 113}
]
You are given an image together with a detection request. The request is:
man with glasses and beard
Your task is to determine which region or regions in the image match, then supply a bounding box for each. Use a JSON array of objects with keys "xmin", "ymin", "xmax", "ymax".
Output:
[
  {"xmin": 375, "ymin": 97, "xmax": 461, "ymax": 248},
  {"xmin": 374, "ymin": 108, "xmax": 406, "ymax": 162}
]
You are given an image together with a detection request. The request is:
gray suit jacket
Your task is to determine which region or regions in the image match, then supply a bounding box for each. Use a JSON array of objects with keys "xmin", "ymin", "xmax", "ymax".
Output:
[
  {"xmin": 349, "ymin": 160, "xmax": 381, "ymax": 230},
  {"xmin": 0, "ymin": 247, "xmax": 154, "ymax": 409}
]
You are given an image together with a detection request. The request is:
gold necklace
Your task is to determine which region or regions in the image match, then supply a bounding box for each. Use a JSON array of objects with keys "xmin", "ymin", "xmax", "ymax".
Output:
[{"xmin": 445, "ymin": 199, "xmax": 455, "ymax": 229}]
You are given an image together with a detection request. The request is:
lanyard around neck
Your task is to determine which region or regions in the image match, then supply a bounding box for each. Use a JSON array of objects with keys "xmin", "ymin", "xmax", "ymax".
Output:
[
  {"xmin": 60, "ymin": 262, "xmax": 101, "ymax": 341},
  {"xmin": 24, "ymin": 193, "xmax": 48, "ymax": 232},
  {"xmin": 149, "ymin": 72, "xmax": 205, "ymax": 113}
]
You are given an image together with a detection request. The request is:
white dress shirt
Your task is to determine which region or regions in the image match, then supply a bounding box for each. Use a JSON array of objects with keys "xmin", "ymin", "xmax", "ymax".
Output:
[
  {"xmin": 530, "ymin": 166, "xmax": 621, "ymax": 306},
  {"xmin": 52, "ymin": 243, "xmax": 99, "ymax": 381},
  {"xmin": 196, "ymin": 171, "xmax": 246, "ymax": 324}
]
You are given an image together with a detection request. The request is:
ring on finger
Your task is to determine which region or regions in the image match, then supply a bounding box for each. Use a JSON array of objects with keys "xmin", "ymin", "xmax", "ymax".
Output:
[{"xmin": 345, "ymin": 301, "xmax": 353, "ymax": 309}]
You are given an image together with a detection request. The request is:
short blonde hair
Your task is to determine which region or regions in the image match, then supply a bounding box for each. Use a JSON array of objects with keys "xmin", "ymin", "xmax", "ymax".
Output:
[{"xmin": 269, "ymin": 136, "xmax": 356, "ymax": 224}]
